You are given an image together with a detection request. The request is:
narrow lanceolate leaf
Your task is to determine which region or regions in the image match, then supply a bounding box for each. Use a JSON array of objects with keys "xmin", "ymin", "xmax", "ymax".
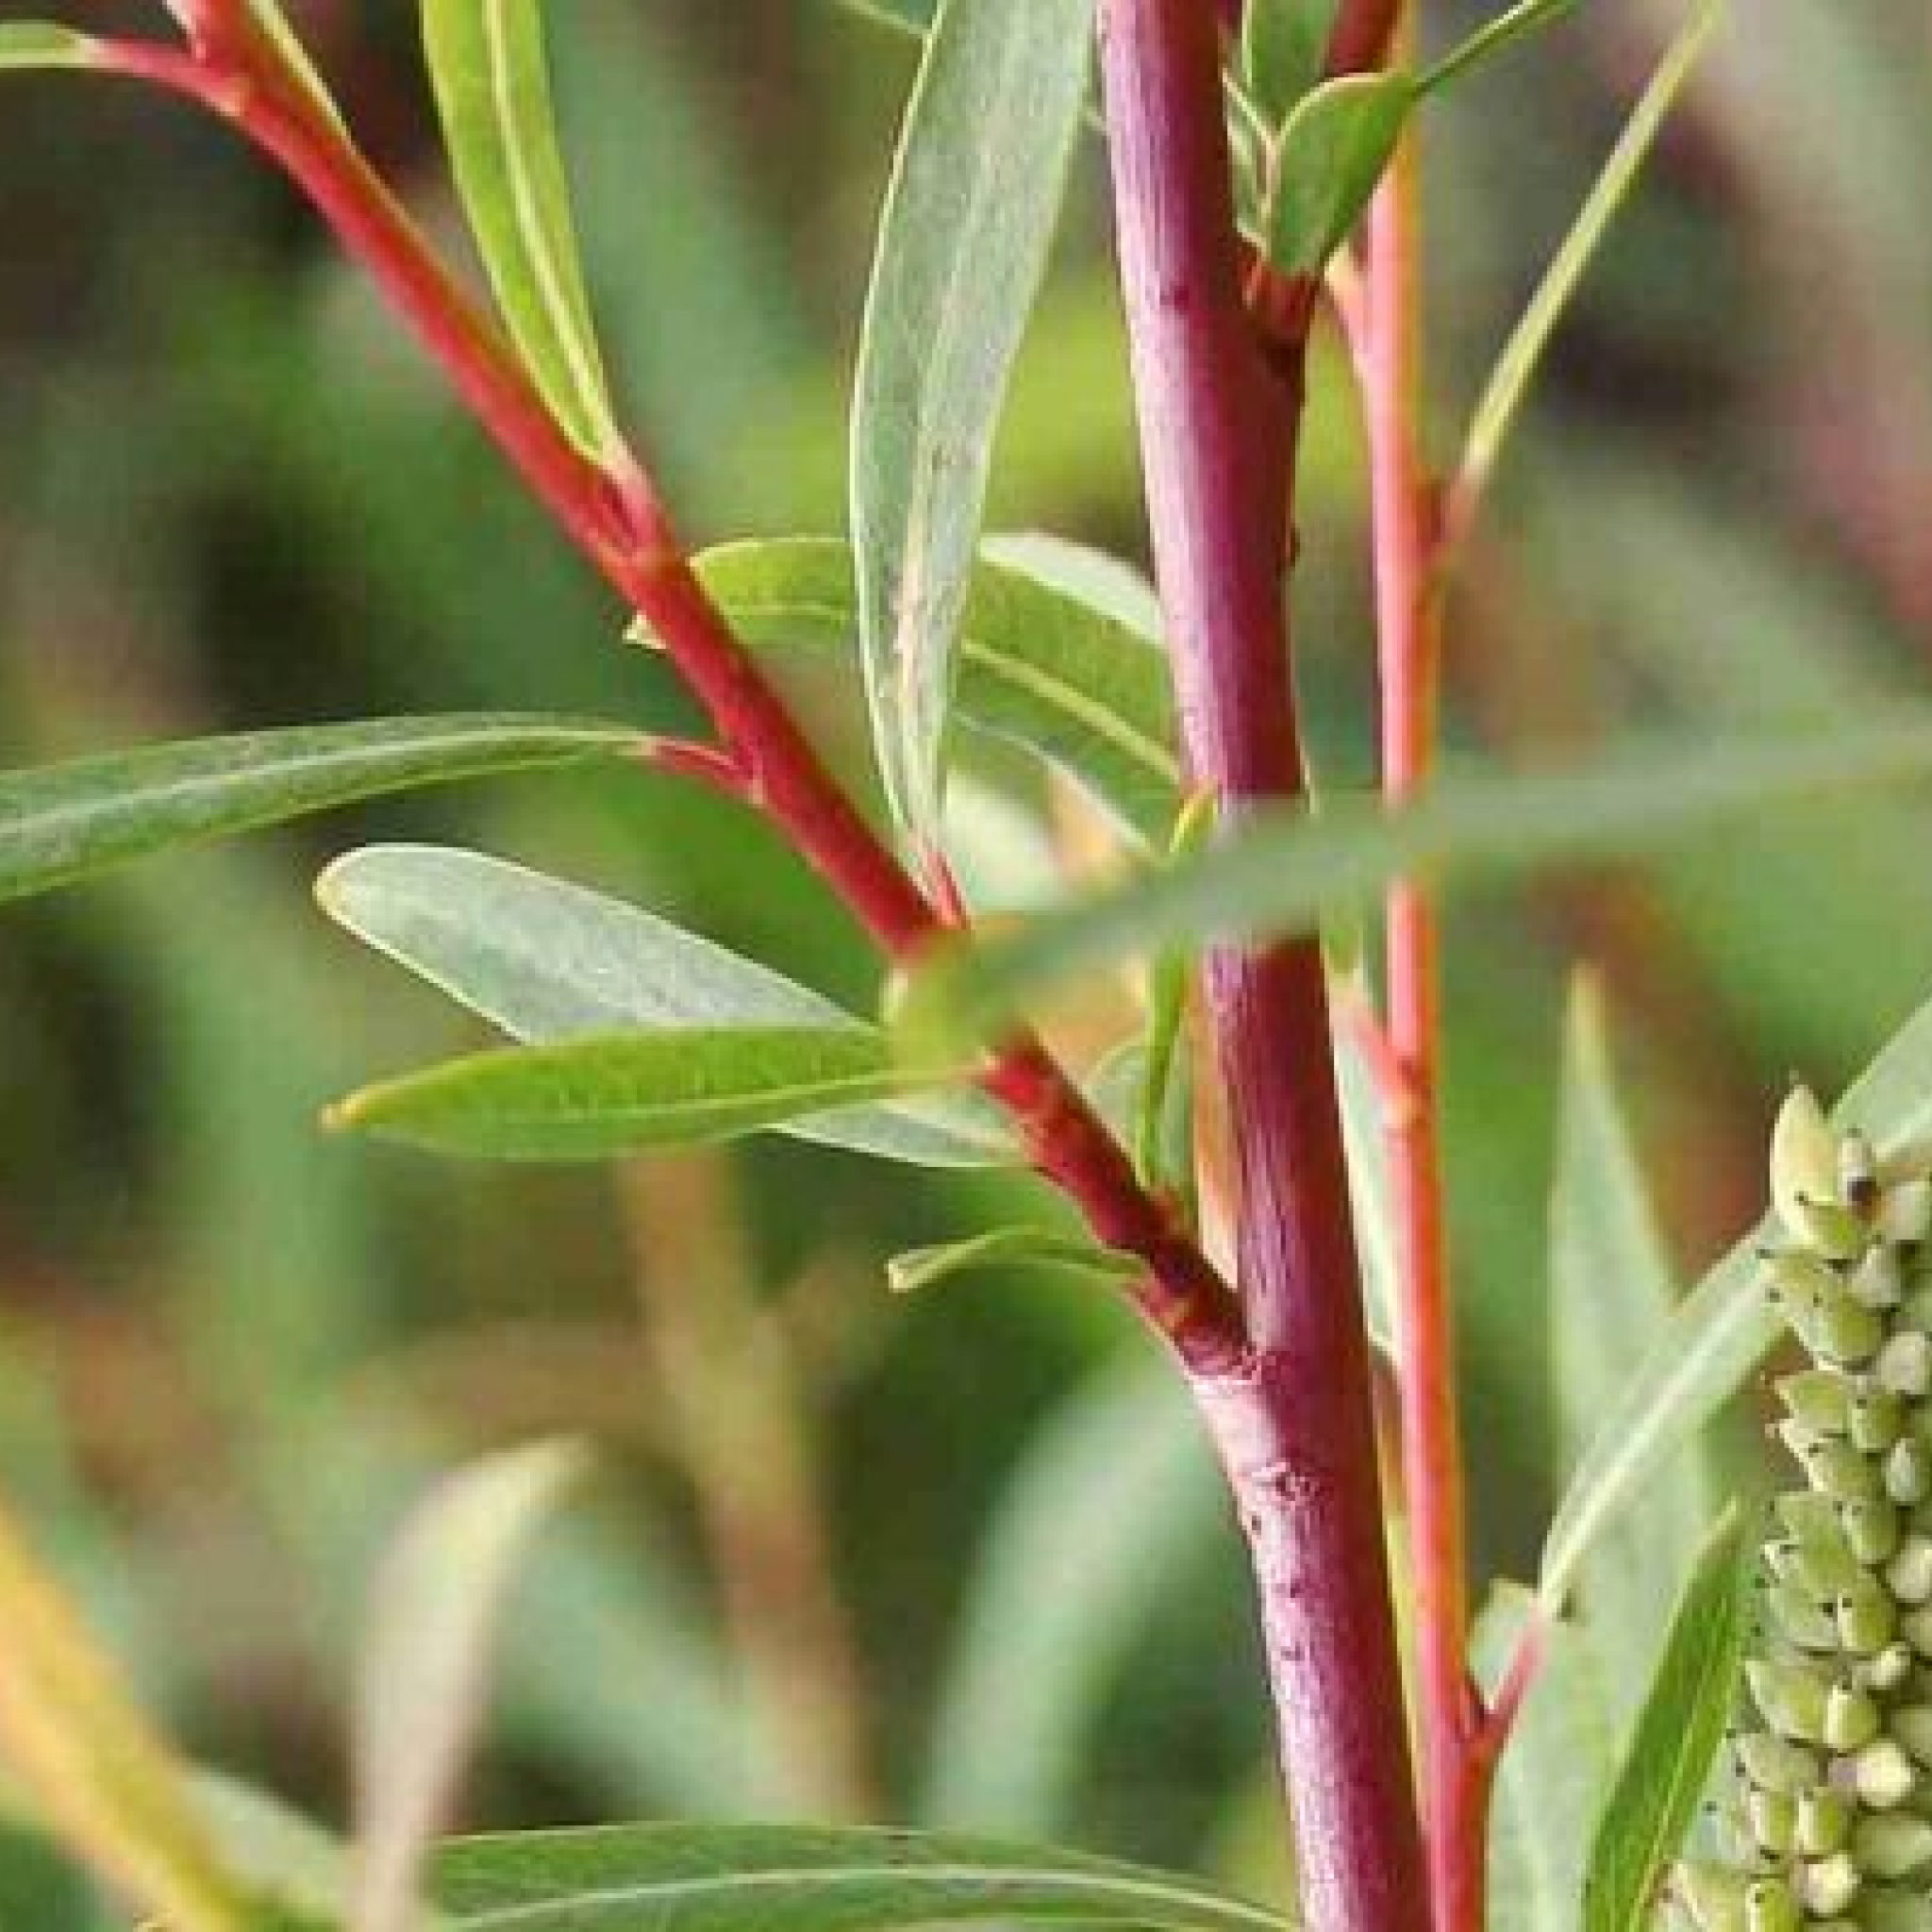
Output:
[
  {"xmin": 1262, "ymin": 74, "xmax": 1413, "ymax": 275},
  {"xmin": 329, "ymin": 1025, "xmax": 969, "ymax": 1162},
  {"xmin": 0, "ymin": 715, "xmax": 637, "ymax": 908},
  {"xmin": 0, "ymin": 1492, "xmax": 249, "ymax": 1931},
  {"xmin": 1420, "ymin": 0, "xmax": 1586, "ymax": 95},
  {"xmin": 905, "ymin": 719, "xmax": 1932, "ymax": 1048},
  {"xmin": 1541, "ymin": 978, "xmax": 1932, "ymax": 1608},
  {"xmin": 0, "ymin": 23, "xmax": 101, "ymax": 69},
  {"xmin": 1549, "ymin": 979, "xmax": 1716, "ymax": 1714},
  {"xmin": 421, "ymin": 0, "xmax": 624, "ymax": 464},
  {"xmin": 851, "ymin": 0, "xmax": 1097, "ymax": 852},
  {"xmin": 355, "ymin": 1442, "xmax": 587, "ymax": 1932},
  {"xmin": 318, "ymin": 843, "xmax": 1014, "ymax": 1168},
  {"xmin": 429, "ymin": 1823, "xmax": 1289, "ymax": 1931},
  {"xmin": 1582, "ymin": 1507, "xmax": 1750, "ymax": 1932},
  {"xmin": 665, "ymin": 537, "xmax": 1180, "ymax": 845},
  {"xmin": 1241, "ymin": 0, "xmax": 1339, "ymax": 125},
  {"xmin": 1474, "ymin": 1588, "xmax": 1617, "ymax": 1932},
  {"xmin": 887, "ymin": 1228, "xmax": 1139, "ymax": 1296},
  {"xmin": 1451, "ymin": 0, "xmax": 1724, "ymax": 542}
]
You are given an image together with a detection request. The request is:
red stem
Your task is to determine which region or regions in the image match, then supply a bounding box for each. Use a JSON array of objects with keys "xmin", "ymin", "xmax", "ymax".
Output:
[
  {"xmin": 93, "ymin": 34, "xmax": 1246, "ymax": 1380},
  {"xmin": 1098, "ymin": 6, "xmax": 1424, "ymax": 1929},
  {"xmin": 1360, "ymin": 42, "xmax": 1478, "ymax": 1932}
]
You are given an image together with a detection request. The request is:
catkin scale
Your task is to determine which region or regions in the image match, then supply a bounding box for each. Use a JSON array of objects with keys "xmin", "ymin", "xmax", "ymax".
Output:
[{"xmin": 1677, "ymin": 1088, "xmax": 1932, "ymax": 1927}]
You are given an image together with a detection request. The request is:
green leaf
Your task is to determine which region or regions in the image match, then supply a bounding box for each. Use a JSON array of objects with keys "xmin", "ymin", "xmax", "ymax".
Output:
[
  {"xmin": 1581, "ymin": 1507, "xmax": 1750, "ymax": 1932},
  {"xmin": 1549, "ymin": 980, "xmax": 1717, "ymax": 1716},
  {"xmin": 668, "ymin": 536, "xmax": 1179, "ymax": 846},
  {"xmin": 1420, "ymin": 0, "xmax": 1586, "ymax": 96},
  {"xmin": 1449, "ymin": 0, "xmax": 1724, "ymax": 546},
  {"xmin": 923, "ymin": 1361, "xmax": 1224, "ymax": 1834},
  {"xmin": 1262, "ymin": 74, "xmax": 1412, "ymax": 275},
  {"xmin": 906, "ymin": 719, "xmax": 1932, "ymax": 1048},
  {"xmin": 317, "ymin": 843, "xmax": 1014, "ymax": 1169},
  {"xmin": 0, "ymin": 715, "xmax": 636, "ymax": 909},
  {"xmin": 887, "ymin": 1228, "xmax": 1138, "ymax": 1296},
  {"xmin": 0, "ymin": 24, "xmax": 100, "ymax": 69},
  {"xmin": 420, "ymin": 0, "xmax": 623, "ymax": 464},
  {"xmin": 354, "ymin": 1442, "xmax": 587, "ymax": 1932},
  {"xmin": 1540, "ymin": 979, "xmax": 1932, "ymax": 1608},
  {"xmin": 1241, "ymin": 0, "xmax": 1339, "ymax": 124},
  {"xmin": 851, "ymin": 0, "xmax": 1097, "ymax": 851},
  {"xmin": 328, "ymin": 1025, "xmax": 969, "ymax": 1162},
  {"xmin": 429, "ymin": 1822, "xmax": 1287, "ymax": 1930},
  {"xmin": 1473, "ymin": 1589, "xmax": 1617, "ymax": 1932}
]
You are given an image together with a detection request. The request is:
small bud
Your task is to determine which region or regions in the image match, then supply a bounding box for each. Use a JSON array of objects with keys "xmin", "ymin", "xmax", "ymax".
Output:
[
  {"xmin": 1766, "ymin": 1579, "xmax": 1839, "ymax": 1652},
  {"xmin": 1902, "ymin": 1604, "xmax": 1932, "ymax": 1658},
  {"xmin": 1852, "ymin": 1244, "xmax": 1907, "ymax": 1308},
  {"xmin": 1841, "ymin": 1496, "xmax": 1902, "ymax": 1563},
  {"xmin": 1890, "ymin": 1704, "xmax": 1932, "ymax": 1766},
  {"xmin": 1744, "ymin": 1786, "xmax": 1795, "ymax": 1857},
  {"xmin": 1837, "ymin": 1584, "xmax": 1899, "ymax": 1656},
  {"xmin": 1887, "ymin": 1536, "xmax": 1932, "ymax": 1606},
  {"xmin": 1773, "ymin": 1085, "xmax": 1843, "ymax": 1235},
  {"xmin": 1796, "ymin": 1785, "xmax": 1852, "ymax": 1856},
  {"xmin": 1861, "ymin": 1641, "xmax": 1915, "ymax": 1693},
  {"xmin": 1889, "ymin": 1438, "xmax": 1932, "ymax": 1506},
  {"xmin": 1823, "ymin": 1678, "xmax": 1880, "ymax": 1751},
  {"xmin": 1852, "ymin": 1736, "xmax": 1917, "ymax": 1807},
  {"xmin": 1798, "ymin": 1437, "xmax": 1883, "ymax": 1503},
  {"xmin": 1881, "ymin": 1176, "xmax": 1932, "ymax": 1246},
  {"xmin": 1747, "ymin": 1659, "xmax": 1828, "ymax": 1742},
  {"xmin": 1814, "ymin": 1292, "xmax": 1886, "ymax": 1365},
  {"xmin": 1876, "ymin": 1329, "xmax": 1932, "ymax": 1397},
  {"xmin": 1673, "ymin": 1861, "xmax": 1751, "ymax": 1932},
  {"xmin": 1841, "ymin": 1129, "xmax": 1882, "ymax": 1211},
  {"xmin": 1851, "ymin": 1387, "xmax": 1907, "ymax": 1450},
  {"xmin": 1779, "ymin": 1367, "xmax": 1857, "ymax": 1434},
  {"xmin": 1736, "ymin": 1729, "xmax": 1821, "ymax": 1793},
  {"xmin": 1855, "ymin": 1812, "xmax": 1932, "ymax": 1880},
  {"xmin": 1795, "ymin": 1855, "xmax": 1859, "ymax": 1917},
  {"xmin": 1778, "ymin": 1490, "xmax": 1845, "ymax": 1544}
]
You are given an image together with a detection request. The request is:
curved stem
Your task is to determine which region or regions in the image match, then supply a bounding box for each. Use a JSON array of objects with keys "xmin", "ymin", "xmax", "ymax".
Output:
[{"xmin": 99, "ymin": 29, "xmax": 1245, "ymax": 1380}]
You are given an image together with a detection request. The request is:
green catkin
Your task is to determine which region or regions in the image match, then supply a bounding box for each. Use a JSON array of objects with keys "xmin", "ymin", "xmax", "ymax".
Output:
[{"xmin": 1676, "ymin": 1088, "xmax": 1932, "ymax": 1926}]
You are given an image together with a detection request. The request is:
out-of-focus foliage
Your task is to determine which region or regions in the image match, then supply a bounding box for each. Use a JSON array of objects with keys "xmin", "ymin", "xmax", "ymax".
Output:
[{"xmin": 0, "ymin": 0, "xmax": 1929, "ymax": 1913}]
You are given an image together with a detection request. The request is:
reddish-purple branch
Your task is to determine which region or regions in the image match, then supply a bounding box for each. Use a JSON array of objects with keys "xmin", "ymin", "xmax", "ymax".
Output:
[
  {"xmin": 92, "ymin": 30, "xmax": 1246, "ymax": 1379},
  {"xmin": 1097, "ymin": 5, "xmax": 1425, "ymax": 1929}
]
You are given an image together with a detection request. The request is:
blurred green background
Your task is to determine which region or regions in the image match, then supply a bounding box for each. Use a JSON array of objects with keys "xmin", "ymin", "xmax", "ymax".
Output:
[{"xmin": 1, "ymin": 0, "xmax": 1930, "ymax": 1918}]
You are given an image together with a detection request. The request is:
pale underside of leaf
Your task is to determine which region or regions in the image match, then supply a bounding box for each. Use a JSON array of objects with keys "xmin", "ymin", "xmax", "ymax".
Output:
[
  {"xmin": 319, "ymin": 842, "xmax": 1013, "ymax": 1168},
  {"xmin": 851, "ymin": 0, "xmax": 1098, "ymax": 852}
]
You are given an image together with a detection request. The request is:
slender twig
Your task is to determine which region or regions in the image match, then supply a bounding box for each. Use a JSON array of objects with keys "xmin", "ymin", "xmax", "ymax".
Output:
[
  {"xmin": 91, "ymin": 27, "xmax": 1248, "ymax": 1379},
  {"xmin": 1358, "ymin": 19, "xmax": 1479, "ymax": 1930},
  {"xmin": 1099, "ymin": 5, "xmax": 1424, "ymax": 1930}
]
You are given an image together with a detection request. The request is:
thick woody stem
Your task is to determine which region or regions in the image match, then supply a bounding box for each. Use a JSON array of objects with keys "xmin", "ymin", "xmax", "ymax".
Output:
[{"xmin": 1098, "ymin": 4, "xmax": 1425, "ymax": 1928}]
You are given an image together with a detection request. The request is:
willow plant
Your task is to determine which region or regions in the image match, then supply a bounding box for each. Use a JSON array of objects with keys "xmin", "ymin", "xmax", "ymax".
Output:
[{"xmin": 4, "ymin": 2, "xmax": 1932, "ymax": 1931}]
